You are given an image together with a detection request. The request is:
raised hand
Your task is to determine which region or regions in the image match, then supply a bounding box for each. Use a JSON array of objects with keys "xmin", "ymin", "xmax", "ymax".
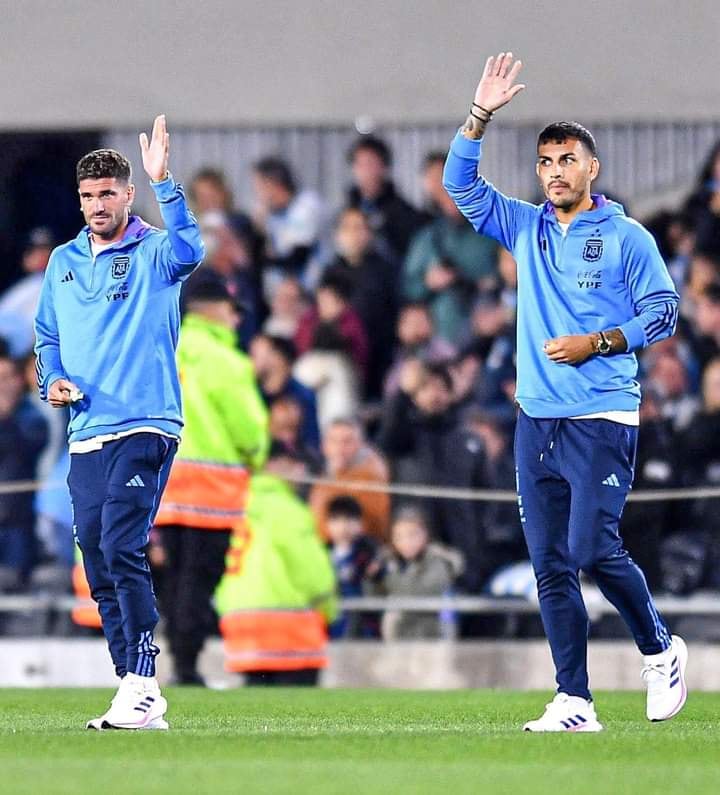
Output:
[
  {"xmin": 139, "ymin": 115, "xmax": 170, "ymax": 182},
  {"xmin": 473, "ymin": 52, "xmax": 525, "ymax": 113}
]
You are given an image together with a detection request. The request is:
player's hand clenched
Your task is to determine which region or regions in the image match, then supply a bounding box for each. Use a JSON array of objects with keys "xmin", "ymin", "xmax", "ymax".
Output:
[
  {"xmin": 543, "ymin": 335, "xmax": 595, "ymax": 365},
  {"xmin": 48, "ymin": 378, "xmax": 82, "ymax": 408}
]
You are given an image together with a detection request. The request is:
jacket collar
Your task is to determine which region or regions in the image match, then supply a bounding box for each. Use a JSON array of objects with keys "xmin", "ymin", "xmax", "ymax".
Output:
[
  {"xmin": 541, "ymin": 194, "xmax": 625, "ymax": 226},
  {"xmin": 74, "ymin": 215, "xmax": 155, "ymax": 255}
]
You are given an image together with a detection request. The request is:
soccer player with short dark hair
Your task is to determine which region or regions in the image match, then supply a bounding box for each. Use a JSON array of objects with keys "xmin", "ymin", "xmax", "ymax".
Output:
[
  {"xmin": 34, "ymin": 115, "xmax": 204, "ymax": 730},
  {"xmin": 443, "ymin": 54, "xmax": 686, "ymax": 731}
]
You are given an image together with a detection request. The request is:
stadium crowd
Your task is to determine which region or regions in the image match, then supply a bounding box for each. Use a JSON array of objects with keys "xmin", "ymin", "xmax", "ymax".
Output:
[{"xmin": 2, "ymin": 133, "xmax": 720, "ymax": 642}]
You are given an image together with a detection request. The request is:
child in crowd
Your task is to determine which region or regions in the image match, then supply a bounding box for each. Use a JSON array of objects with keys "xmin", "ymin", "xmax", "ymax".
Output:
[
  {"xmin": 325, "ymin": 495, "xmax": 379, "ymax": 638},
  {"xmin": 367, "ymin": 508, "xmax": 463, "ymax": 640}
]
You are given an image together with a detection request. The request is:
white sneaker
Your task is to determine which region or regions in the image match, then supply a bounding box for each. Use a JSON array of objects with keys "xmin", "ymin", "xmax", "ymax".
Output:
[
  {"xmin": 86, "ymin": 673, "xmax": 168, "ymax": 730},
  {"xmin": 642, "ymin": 634, "xmax": 688, "ymax": 721},
  {"xmin": 523, "ymin": 693, "xmax": 604, "ymax": 732}
]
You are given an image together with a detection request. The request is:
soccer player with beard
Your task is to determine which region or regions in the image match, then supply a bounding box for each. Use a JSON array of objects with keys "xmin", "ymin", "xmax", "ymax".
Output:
[
  {"xmin": 35, "ymin": 116, "xmax": 204, "ymax": 730},
  {"xmin": 443, "ymin": 53, "xmax": 686, "ymax": 731}
]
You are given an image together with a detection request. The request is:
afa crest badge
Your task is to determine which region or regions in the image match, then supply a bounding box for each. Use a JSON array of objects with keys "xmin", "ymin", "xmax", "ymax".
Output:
[
  {"xmin": 112, "ymin": 255, "xmax": 130, "ymax": 278},
  {"xmin": 582, "ymin": 239, "xmax": 603, "ymax": 262}
]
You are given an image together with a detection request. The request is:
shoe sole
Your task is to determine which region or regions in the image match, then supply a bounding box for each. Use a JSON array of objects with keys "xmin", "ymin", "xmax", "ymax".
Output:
[
  {"xmin": 650, "ymin": 635, "xmax": 688, "ymax": 722},
  {"xmin": 86, "ymin": 697, "xmax": 169, "ymax": 731},
  {"xmin": 87, "ymin": 716, "xmax": 168, "ymax": 731},
  {"xmin": 523, "ymin": 722, "xmax": 604, "ymax": 733}
]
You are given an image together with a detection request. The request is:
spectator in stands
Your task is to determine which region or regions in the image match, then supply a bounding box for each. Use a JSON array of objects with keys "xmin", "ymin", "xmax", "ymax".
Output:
[
  {"xmin": 262, "ymin": 277, "xmax": 308, "ymax": 339},
  {"xmin": 0, "ymin": 351, "xmax": 48, "ymax": 589},
  {"xmin": 21, "ymin": 352, "xmax": 67, "ymax": 482},
  {"xmin": 310, "ymin": 417, "xmax": 391, "ymax": 542},
  {"xmin": 196, "ymin": 210, "xmax": 262, "ymax": 344},
  {"xmin": 383, "ymin": 303, "xmax": 456, "ymax": 397},
  {"xmin": 189, "ymin": 167, "xmax": 263, "ymax": 263},
  {"xmin": 268, "ymin": 396, "xmax": 322, "ymax": 473},
  {"xmin": 684, "ymin": 250, "xmax": 720, "ymax": 308},
  {"xmin": 346, "ymin": 135, "xmax": 422, "ymax": 263},
  {"xmin": 645, "ymin": 210, "xmax": 695, "ymax": 291},
  {"xmin": 294, "ymin": 271, "xmax": 368, "ymax": 424},
  {"xmin": 690, "ymin": 284, "xmax": 720, "ymax": 369},
  {"xmin": 324, "ymin": 207, "xmax": 398, "ymax": 398},
  {"xmin": 465, "ymin": 411, "xmax": 526, "ymax": 570},
  {"xmin": 377, "ymin": 361, "xmax": 490, "ymax": 592},
  {"xmin": 0, "ymin": 228, "xmax": 54, "ymax": 357},
  {"xmin": 252, "ymin": 157, "xmax": 330, "ymax": 296},
  {"xmin": 250, "ymin": 333, "xmax": 321, "ymax": 450},
  {"xmin": 619, "ymin": 387, "xmax": 679, "ymax": 591},
  {"xmin": 325, "ymin": 495, "xmax": 380, "ymax": 638},
  {"xmin": 681, "ymin": 357, "xmax": 720, "ymax": 514},
  {"xmin": 683, "ymin": 140, "xmax": 720, "ymax": 259},
  {"xmin": 453, "ymin": 295, "xmax": 517, "ymax": 427},
  {"xmin": 403, "ymin": 152, "xmax": 498, "ymax": 342},
  {"xmin": 645, "ymin": 350, "xmax": 699, "ymax": 431},
  {"xmin": 366, "ymin": 507, "xmax": 463, "ymax": 640}
]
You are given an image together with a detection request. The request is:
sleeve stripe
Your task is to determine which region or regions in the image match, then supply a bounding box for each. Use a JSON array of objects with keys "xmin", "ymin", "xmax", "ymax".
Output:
[{"xmin": 645, "ymin": 303, "xmax": 678, "ymax": 342}]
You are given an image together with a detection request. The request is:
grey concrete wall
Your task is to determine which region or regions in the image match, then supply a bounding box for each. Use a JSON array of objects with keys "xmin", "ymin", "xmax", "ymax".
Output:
[
  {"xmin": 1, "ymin": 0, "xmax": 719, "ymax": 129},
  {"xmin": 2, "ymin": 639, "xmax": 719, "ymax": 690}
]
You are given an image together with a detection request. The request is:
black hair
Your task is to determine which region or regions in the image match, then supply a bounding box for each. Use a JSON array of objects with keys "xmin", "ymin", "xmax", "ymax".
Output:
[
  {"xmin": 701, "ymin": 283, "xmax": 720, "ymax": 306},
  {"xmin": 190, "ymin": 167, "xmax": 233, "ymax": 204},
  {"xmin": 423, "ymin": 150, "xmax": 447, "ymax": 169},
  {"xmin": 423, "ymin": 361, "xmax": 453, "ymax": 392},
  {"xmin": 76, "ymin": 149, "xmax": 132, "ymax": 184},
  {"xmin": 318, "ymin": 269, "xmax": 354, "ymax": 302},
  {"xmin": 347, "ymin": 135, "xmax": 392, "ymax": 167},
  {"xmin": 327, "ymin": 495, "xmax": 363, "ymax": 520},
  {"xmin": 537, "ymin": 121, "xmax": 598, "ymax": 157},
  {"xmin": 694, "ymin": 140, "xmax": 720, "ymax": 190},
  {"xmin": 262, "ymin": 334, "xmax": 297, "ymax": 365},
  {"xmin": 253, "ymin": 157, "xmax": 296, "ymax": 194}
]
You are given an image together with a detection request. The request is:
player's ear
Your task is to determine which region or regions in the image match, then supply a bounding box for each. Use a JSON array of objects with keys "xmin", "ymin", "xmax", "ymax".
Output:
[
  {"xmin": 590, "ymin": 157, "xmax": 600, "ymax": 182},
  {"xmin": 126, "ymin": 183, "xmax": 136, "ymax": 210}
]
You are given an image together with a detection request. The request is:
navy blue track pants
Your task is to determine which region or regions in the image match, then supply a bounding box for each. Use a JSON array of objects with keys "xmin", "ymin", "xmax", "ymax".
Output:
[
  {"xmin": 69, "ymin": 433, "xmax": 176, "ymax": 678},
  {"xmin": 514, "ymin": 411, "xmax": 670, "ymax": 700}
]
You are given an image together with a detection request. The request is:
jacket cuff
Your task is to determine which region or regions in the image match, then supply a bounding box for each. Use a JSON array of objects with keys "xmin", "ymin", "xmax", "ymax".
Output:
[
  {"xmin": 618, "ymin": 317, "xmax": 647, "ymax": 352},
  {"xmin": 150, "ymin": 172, "xmax": 178, "ymax": 202},
  {"xmin": 42, "ymin": 372, "xmax": 67, "ymax": 399},
  {"xmin": 450, "ymin": 129, "xmax": 483, "ymax": 160}
]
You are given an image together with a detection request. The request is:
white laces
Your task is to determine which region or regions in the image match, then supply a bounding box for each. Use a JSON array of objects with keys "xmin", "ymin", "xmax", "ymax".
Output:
[{"xmin": 641, "ymin": 661, "xmax": 668, "ymax": 683}]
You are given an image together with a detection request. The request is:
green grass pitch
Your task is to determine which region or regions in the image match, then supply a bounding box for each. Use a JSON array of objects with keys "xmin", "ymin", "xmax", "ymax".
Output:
[{"xmin": 1, "ymin": 689, "xmax": 718, "ymax": 794}]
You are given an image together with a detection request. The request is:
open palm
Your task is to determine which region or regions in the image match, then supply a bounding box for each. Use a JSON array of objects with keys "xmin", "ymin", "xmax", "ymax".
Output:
[
  {"xmin": 474, "ymin": 53, "xmax": 525, "ymax": 113},
  {"xmin": 139, "ymin": 114, "xmax": 170, "ymax": 182}
]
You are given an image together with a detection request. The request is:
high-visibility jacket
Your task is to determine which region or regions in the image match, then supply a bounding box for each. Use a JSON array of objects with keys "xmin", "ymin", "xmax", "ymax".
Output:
[
  {"xmin": 215, "ymin": 473, "xmax": 338, "ymax": 672},
  {"xmin": 72, "ymin": 547, "xmax": 101, "ymax": 628},
  {"xmin": 154, "ymin": 313, "xmax": 269, "ymax": 530}
]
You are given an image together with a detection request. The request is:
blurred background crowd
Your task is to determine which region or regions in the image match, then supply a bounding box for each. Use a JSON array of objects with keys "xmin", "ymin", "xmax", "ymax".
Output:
[{"xmin": 2, "ymin": 129, "xmax": 720, "ymax": 648}]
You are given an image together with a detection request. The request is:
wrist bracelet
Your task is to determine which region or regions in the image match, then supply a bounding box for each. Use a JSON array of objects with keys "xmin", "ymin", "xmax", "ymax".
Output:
[
  {"xmin": 472, "ymin": 102, "xmax": 494, "ymax": 118},
  {"xmin": 470, "ymin": 110, "xmax": 491, "ymax": 123}
]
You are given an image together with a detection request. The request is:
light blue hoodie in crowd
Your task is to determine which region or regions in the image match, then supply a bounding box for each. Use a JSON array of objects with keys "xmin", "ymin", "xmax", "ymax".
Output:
[
  {"xmin": 443, "ymin": 131, "xmax": 679, "ymax": 418},
  {"xmin": 34, "ymin": 176, "xmax": 204, "ymax": 443}
]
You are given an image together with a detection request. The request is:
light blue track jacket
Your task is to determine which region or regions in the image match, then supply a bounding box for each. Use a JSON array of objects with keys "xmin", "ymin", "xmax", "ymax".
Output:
[
  {"xmin": 34, "ymin": 175, "xmax": 204, "ymax": 443},
  {"xmin": 443, "ymin": 131, "xmax": 679, "ymax": 418}
]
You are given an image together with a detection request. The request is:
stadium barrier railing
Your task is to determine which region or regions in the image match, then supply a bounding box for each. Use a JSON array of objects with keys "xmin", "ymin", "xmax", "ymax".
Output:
[{"xmin": 1, "ymin": 474, "xmax": 719, "ymax": 616}]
